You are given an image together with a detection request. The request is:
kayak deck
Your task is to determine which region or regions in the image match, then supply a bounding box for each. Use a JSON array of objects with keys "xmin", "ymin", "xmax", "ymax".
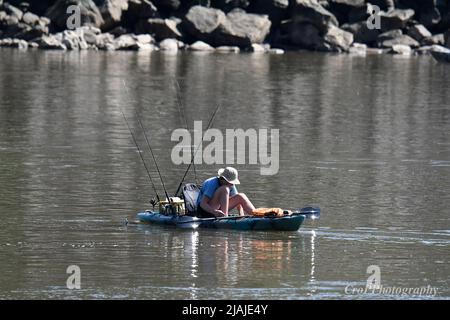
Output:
[{"xmin": 137, "ymin": 211, "xmax": 306, "ymax": 231}]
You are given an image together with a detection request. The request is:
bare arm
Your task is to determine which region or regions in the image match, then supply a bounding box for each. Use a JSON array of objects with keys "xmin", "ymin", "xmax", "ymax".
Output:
[{"xmin": 200, "ymin": 196, "xmax": 225, "ymax": 216}]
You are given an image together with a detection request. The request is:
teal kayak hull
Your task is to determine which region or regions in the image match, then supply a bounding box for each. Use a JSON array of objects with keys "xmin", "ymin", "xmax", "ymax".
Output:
[{"xmin": 136, "ymin": 211, "xmax": 305, "ymax": 231}]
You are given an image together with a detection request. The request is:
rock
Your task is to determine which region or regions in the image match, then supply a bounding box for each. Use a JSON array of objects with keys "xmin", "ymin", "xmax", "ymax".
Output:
[
  {"xmin": 136, "ymin": 18, "xmax": 182, "ymax": 41},
  {"xmin": 2, "ymin": 3, "xmax": 23, "ymax": 20},
  {"xmin": 78, "ymin": 26, "xmax": 102, "ymax": 46},
  {"xmin": 183, "ymin": 5, "xmax": 227, "ymax": 42},
  {"xmin": 349, "ymin": 42, "xmax": 367, "ymax": 55},
  {"xmin": 38, "ymin": 34, "xmax": 67, "ymax": 50},
  {"xmin": 99, "ymin": 0, "xmax": 129, "ymax": 31},
  {"xmin": 22, "ymin": 12, "xmax": 40, "ymax": 26},
  {"xmin": 45, "ymin": 0, "xmax": 104, "ymax": 30},
  {"xmin": 251, "ymin": 43, "xmax": 267, "ymax": 53},
  {"xmin": 377, "ymin": 31, "xmax": 420, "ymax": 49},
  {"xmin": 407, "ymin": 24, "xmax": 432, "ymax": 43},
  {"xmin": 133, "ymin": 33, "xmax": 154, "ymax": 44},
  {"xmin": 159, "ymin": 38, "xmax": 178, "ymax": 51},
  {"xmin": 380, "ymin": 9, "xmax": 415, "ymax": 32},
  {"xmin": 377, "ymin": 29, "xmax": 403, "ymax": 42},
  {"xmin": 214, "ymin": 9, "xmax": 271, "ymax": 47},
  {"xmin": 114, "ymin": 34, "xmax": 136, "ymax": 50},
  {"xmin": 109, "ymin": 25, "xmax": 128, "ymax": 37},
  {"xmin": 290, "ymin": 22, "xmax": 353, "ymax": 52},
  {"xmin": 415, "ymin": 46, "xmax": 433, "ymax": 55},
  {"xmin": 39, "ymin": 17, "xmax": 51, "ymax": 27},
  {"xmin": 390, "ymin": 44, "xmax": 412, "ymax": 55},
  {"xmin": 366, "ymin": 47, "xmax": 385, "ymax": 54},
  {"xmin": 249, "ymin": 0, "xmax": 289, "ymax": 25},
  {"xmin": 289, "ymin": 22, "xmax": 323, "ymax": 49},
  {"xmin": 62, "ymin": 30, "xmax": 81, "ymax": 50},
  {"xmin": 188, "ymin": 40, "xmax": 214, "ymax": 51},
  {"xmin": 292, "ymin": 0, "xmax": 338, "ymax": 32},
  {"xmin": 215, "ymin": 45, "xmax": 240, "ymax": 52},
  {"xmin": 0, "ymin": 38, "xmax": 28, "ymax": 49},
  {"xmin": 422, "ymin": 33, "xmax": 444, "ymax": 46},
  {"xmin": 14, "ymin": 23, "xmax": 49, "ymax": 41},
  {"xmin": 268, "ymin": 48, "xmax": 284, "ymax": 54},
  {"xmin": 126, "ymin": 0, "xmax": 158, "ymax": 20},
  {"xmin": 341, "ymin": 21, "xmax": 380, "ymax": 46},
  {"xmin": 95, "ymin": 32, "xmax": 115, "ymax": 49},
  {"xmin": 327, "ymin": 0, "xmax": 365, "ymax": 24},
  {"xmin": 183, "ymin": 6, "xmax": 271, "ymax": 48},
  {"xmin": 321, "ymin": 24, "xmax": 354, "ymax": 52}
]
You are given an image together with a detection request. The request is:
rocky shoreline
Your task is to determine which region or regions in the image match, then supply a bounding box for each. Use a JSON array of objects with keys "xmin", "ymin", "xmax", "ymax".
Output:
[{"xmin": 0, "ymin": 0, "xmax": 450, "ymax": 56}]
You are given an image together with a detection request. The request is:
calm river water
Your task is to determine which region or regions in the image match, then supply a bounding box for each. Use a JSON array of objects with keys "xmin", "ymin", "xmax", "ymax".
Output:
[{"xmin": 0, "ymin": 49, "xmax": 449, "ymax": 299}]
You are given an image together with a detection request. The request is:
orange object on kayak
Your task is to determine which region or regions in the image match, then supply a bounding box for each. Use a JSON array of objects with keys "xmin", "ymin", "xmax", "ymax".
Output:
[{"xmin": 251, "ymin": 208, "xmax": 292, "ymax": 217}]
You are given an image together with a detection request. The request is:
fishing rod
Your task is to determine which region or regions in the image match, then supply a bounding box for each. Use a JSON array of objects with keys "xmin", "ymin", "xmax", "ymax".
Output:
[
  {"xmin": 119, "ymin": 105, "xmax": 161, "ymax": 202},
  {"xmin": 122, "ymin": 80, "xmax": 171, "ymax": 202},
  {"xmin": 174, "ymin": 103, "xmax": 221, "ymax": 196},
  {"xmin": 174, "ymin": 79, "xmax": 198, "ymax": 185}
]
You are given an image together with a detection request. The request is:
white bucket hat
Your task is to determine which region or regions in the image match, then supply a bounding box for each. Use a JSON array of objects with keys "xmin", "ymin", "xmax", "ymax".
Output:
[{"xmin": 217, "ymin": 167, "xmax": 240, "ymax": 185}]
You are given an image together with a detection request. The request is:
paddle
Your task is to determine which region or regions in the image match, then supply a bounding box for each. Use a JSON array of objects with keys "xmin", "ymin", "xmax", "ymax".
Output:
[{"xmin": 175, "ymin": 206, "xmax": 321, "ymax": 225}]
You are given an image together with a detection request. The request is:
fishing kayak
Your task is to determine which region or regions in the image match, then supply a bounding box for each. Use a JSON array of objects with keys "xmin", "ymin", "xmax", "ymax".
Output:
[{"xmin": 136, "ymin": 210, "xmax": 315, "ymax": 231}]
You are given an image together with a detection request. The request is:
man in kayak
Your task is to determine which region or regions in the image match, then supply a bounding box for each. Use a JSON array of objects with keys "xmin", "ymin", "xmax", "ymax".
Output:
[{"xmin": 196, "ymin": 167, "xmax": 256, "ymax": 218}]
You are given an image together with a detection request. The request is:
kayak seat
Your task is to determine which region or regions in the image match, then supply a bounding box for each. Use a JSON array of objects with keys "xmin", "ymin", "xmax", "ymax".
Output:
[{"xmin": 179, "ymin": 183, "xmax": 201, "ymax": 216}]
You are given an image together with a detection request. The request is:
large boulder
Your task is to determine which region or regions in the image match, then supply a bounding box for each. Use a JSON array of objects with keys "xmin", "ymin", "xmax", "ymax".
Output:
[
  {"xmin": 45, "ymin": 0, "xmax": 104, "ymax": 30},
  {"xmin": 183, "ymin": 5, "xmax": 227, "ymax": 42},
  {"xmin": 98, "ymin": 0, "xmax": 129, "ymax": 31},
  {"xmin": 380, "ymin": 9, "xmax": 415, "ymax": 32},
  {"xmin": 320, "ymin": 24, "xmax": 354, "ymax": 52},
  {"xmin": 390, "ymin": 44, "xmax": 412, "ymax": 55},
  {"xmin": 214, "ymin": 9, "xmax": 271, "ymax": 47},
  {"xmin": 341, "ymin": 21, "xmax": 380, "ymax": 46},
  {"xmin": 292, "ymin": 0, "xmax": 338, "ymax": 32},
  {"xmin": 135, "ymin": 18, "xmax": 182, "ymax": 40},
  {"xmin": 183, "ymin": 6, "xmax": 271, "ymax": 48}
]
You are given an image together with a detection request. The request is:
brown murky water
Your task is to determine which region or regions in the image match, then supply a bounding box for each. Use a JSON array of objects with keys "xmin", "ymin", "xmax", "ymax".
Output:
[{"xmin": 0, "ymin": 49, "xmax": 449, "ymax": 299}]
